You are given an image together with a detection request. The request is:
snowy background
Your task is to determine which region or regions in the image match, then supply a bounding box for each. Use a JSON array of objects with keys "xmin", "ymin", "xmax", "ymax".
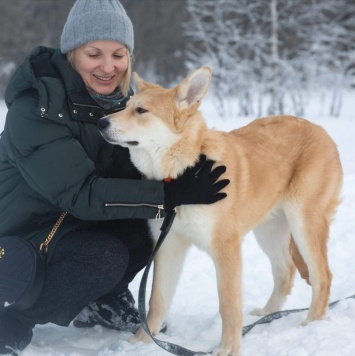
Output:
[{"xmin": 1, "ymin": 93, "xmax": 355, "ymax": 355}]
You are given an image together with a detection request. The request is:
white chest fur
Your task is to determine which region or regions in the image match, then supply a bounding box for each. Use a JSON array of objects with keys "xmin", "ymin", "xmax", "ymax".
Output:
[{"xmin": 148, "ymin": 205, "xmax": 216, "ymax": 254}]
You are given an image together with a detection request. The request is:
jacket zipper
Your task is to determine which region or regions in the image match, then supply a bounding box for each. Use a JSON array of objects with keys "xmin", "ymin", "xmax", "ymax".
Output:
[
  {"xmin": 104, "ymin": 203, "xmax": 165, "ymax": 220},
  {"xmin": 73, "ymin": 102, "xmax": 100, "ymax": 109}
]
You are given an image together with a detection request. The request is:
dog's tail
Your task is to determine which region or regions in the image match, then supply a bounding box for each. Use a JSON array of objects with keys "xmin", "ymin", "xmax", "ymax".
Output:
[{"xmin": 289, "ymin": 236, "xmax": 311, "ymax": 285}]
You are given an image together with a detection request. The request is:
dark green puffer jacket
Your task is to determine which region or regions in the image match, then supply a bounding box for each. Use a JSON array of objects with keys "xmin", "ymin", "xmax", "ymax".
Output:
[{"xmin": 0, "ymin": 46, "xmax": 164, "ymax": 261}]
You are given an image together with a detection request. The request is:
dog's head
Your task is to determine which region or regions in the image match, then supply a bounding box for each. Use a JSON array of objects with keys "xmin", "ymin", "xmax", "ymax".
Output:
[{"xmin": 98, "ymin": 66, "xmax": 212, "ymax": 151}]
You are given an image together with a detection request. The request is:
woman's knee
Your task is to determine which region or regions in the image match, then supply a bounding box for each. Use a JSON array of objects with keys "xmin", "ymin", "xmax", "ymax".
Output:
[
  {"xmin": 100, "ymin": 235, "xmax": 130, "ymax": 279},
  {"xmin": 53, "ymin": 230, "xmax": 130, "ymax": 284}
]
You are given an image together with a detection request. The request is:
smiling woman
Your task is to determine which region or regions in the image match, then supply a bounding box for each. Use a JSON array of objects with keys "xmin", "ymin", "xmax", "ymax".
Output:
[
  {"xmin": 0, "ymin": 0, "xmax": 229, "ymax": 354},
  {"xmin": 0, "ymin": 0, "xmax": 156, "ymax": 354}
]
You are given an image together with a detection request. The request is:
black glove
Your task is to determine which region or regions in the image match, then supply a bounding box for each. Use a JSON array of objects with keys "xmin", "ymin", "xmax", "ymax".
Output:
[{"xmin": 164, "ymin": 155, "xmax": 230, "ymax": 211}]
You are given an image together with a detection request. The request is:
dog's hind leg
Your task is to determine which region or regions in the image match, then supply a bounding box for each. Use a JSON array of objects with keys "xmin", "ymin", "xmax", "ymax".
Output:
[
  {"xmin": 284, "ymin": 202, "xmax": 333, "ymax": 324},
  {"xmin": 283, "ymin": 134, "xmax": 342, "ymax": 325},
  {"xmin": 250, "ymin": 209, "xmax": 296, "ymax": 316},
  {"xmin": 130, "ymin": 232, "xmax": 190, "ymax": 343},
  {"xmin": 289, "ymin": 235, "xmax": 310, "ymax": 285}
]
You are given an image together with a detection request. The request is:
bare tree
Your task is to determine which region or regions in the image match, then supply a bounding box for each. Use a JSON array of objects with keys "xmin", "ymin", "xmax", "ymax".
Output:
[
  {"xmin": 185, "ymin": 0, "xmax": 260, "ymax": 117},
  {"xmin": 185, "ymin": 0, "xmax": 355, "ymax": 118},
  {"xmin": 269, "ymin": 0, "xmax": 281, "ymax": 114}
]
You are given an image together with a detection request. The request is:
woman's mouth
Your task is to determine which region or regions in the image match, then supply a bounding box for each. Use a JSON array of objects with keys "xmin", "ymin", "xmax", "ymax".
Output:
[{"xmin": 93, "ymin": 74, "xmax": 115, "ymax": 83}]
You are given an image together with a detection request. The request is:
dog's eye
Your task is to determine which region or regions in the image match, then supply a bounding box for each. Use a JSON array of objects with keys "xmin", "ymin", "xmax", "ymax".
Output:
[{"xmin": 136, "ymin": 107, "xmax": 148, "ymax": 114}]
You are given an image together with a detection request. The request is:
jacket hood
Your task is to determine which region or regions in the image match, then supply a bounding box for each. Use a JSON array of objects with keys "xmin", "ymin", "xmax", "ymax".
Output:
[
  {"xmin": 5, "ymin": 46, "xmax": 90, "ymax": 121},
  {"xmin": 5, "ymin": 46, "xmax": 102, "ymax": 120}
]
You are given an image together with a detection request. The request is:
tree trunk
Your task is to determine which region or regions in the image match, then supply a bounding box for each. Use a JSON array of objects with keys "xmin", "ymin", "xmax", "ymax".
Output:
[{"xmin": 269, "ymin": 0, "xmax": 280, "ymax": 115}]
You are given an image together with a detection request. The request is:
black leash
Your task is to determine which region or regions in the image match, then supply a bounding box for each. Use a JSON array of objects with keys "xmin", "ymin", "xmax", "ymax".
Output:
[
  {"xmin": 138, "ymin": 210, "xmax": 355, "ymax": 355},
  {"xmin": 241, "ymin": 294, "xmax": 355, "ymax": 336},
  {"xmin": 138, "ymin": 209, "xmax": 209, "ymax": 355}
]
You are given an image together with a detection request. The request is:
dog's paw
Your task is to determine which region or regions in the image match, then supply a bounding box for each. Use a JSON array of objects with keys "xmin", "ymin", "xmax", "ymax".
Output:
[
  {"xmin": 299, "ymin": 319, "xmax": 311, "ymax": 327},
  {"xmin": 249, "ymin": 307, "xmax": 268, "ymax": 316},
  {"xmin": 128, "ymin": 327, "xmax": 152, "ymax": 344},
  {"xmin": 212, "ymin": 347, "xmax": 239, "ymax": 356}
]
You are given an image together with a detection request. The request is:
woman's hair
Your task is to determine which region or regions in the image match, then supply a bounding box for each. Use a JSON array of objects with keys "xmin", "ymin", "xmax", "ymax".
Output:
[{"xmin": 66, "ymin": 49, "xmax": 132, "ymax": 97}]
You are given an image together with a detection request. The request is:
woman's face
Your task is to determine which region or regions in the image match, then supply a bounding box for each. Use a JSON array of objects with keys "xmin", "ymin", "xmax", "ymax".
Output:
[{"xmin": 72, "ymin": 40, "xmax": 129, "ymax": 95}]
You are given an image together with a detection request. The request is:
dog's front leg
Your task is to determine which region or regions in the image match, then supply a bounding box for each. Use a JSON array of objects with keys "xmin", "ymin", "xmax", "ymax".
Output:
[
  {"xmin": 212, "ymin": 238, "xmax": 243, "ymax": 356},
  {"xmin": 130, "ymin": 232, "xmax": 191, "ymax": 343}
]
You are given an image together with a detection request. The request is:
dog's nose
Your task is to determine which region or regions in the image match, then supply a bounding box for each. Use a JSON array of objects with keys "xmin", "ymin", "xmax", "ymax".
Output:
[{"xmin": 97, "ymin": 117, "xmax": 110, "ymax": 131}]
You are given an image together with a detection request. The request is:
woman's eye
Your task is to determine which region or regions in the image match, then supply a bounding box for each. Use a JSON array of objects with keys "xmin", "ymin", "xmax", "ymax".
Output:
[
  {"xmin": 136, "ymin": 107, "xmax": 148, "ymax": 114},
  {"xmin": 88, "ymin": 54, "xmax": 99, "ymax": 58}
]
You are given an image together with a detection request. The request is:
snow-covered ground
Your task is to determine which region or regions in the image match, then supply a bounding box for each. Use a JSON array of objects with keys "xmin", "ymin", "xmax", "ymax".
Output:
[{"xmin": 1, "ymin": 92, "xmax": 355, "ymax": 355}]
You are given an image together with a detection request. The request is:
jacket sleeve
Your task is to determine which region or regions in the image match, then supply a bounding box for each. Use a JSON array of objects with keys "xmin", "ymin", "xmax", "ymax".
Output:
[{"xmin": 4, "ymin": 94, "xmax": 165, "ymax": 220}]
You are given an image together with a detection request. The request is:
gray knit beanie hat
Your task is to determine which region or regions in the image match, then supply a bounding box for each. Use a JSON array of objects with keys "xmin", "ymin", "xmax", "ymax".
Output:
[{"xmin": 60, "ymin": 0, "xmax": 134, "ymax": 54}]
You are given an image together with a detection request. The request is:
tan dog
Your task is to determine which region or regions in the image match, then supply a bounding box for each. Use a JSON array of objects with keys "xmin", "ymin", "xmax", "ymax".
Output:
[{"xmin": 99, "ymin": 67, "xmax": 343, "ymax": 356}]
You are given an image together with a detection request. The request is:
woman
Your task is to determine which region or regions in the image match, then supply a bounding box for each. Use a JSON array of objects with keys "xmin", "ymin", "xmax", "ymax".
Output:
[{"xmin": 0, "ymin": 0, "xmax": 229, "ymax": 355}]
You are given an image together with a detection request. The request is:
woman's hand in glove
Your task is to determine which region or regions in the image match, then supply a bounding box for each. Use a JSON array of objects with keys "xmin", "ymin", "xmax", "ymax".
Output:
[{"xmin": 163, "ymin": 155, "xmax": 230, "ymax": 211}]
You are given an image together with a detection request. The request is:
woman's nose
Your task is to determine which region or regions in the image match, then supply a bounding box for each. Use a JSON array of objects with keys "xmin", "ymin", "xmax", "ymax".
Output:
[{"xmin": 100, "ymin": 58, "xmax": 114, "ymax": 72}]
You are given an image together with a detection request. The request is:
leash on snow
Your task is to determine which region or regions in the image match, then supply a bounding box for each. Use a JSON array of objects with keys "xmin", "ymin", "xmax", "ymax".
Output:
[
  {"xmin": 138, "ymin": 210, "xmax": 355, "ymax": 355},
  {"xmin": 241, "ymin": 294, "xmax": 355, "ymax": 337}
]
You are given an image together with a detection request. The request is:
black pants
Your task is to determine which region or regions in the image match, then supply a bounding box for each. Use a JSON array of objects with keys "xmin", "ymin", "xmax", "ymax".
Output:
[{"xmin": 13, "ymin": 219, "xmax": 152, "ymax": 328}]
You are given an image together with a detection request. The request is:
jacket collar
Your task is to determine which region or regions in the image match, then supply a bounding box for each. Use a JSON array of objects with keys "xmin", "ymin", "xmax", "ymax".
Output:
[{"xmin": 50, "ymin": 49, "xmax": 106, "ymax": 122}]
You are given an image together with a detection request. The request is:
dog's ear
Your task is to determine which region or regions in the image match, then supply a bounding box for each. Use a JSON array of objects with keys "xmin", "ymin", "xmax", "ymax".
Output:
[
  {"xmin": 175, "ymin": 66, "xmax": 212, "ymax": 110},
  {"xmin": 134, "ymin": 72, "xmax": 161, "ymax": 92}
]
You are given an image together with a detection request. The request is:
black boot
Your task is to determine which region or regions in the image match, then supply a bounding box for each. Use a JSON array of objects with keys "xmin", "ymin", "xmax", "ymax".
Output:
[
  {"xmin": 0, "ymin": 309, "xmax": 33, "ymax": 356},
  {"xmin": 73, "ymin": 289, "xmax": 142, "ymax": 333}
]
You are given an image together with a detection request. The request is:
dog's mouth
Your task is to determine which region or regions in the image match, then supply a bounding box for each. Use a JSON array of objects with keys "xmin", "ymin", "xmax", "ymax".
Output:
[
  {"xmin": 98, "ymin": 118, "xmax": 140, "ymax": 147},
  {"xmin": 126, "ymin": 141, "xmax": 139, "ymax": 146},
  {"xmin": 106, "ymin": 137, "xmax": 139, "ymax": 146},
  {"xmin": 100, "ymin": 131, "xmax": 139, "ymax": 146}
]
